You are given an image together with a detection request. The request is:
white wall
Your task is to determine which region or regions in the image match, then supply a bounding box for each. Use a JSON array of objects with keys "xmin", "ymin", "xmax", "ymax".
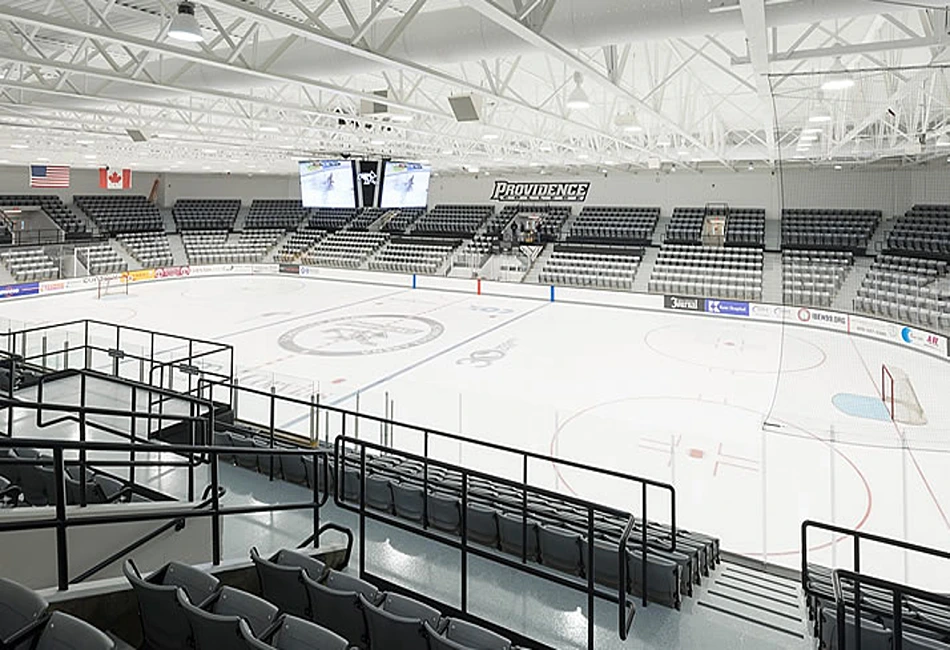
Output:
[{"xmin": 1, "ymin": 163, "xmax": 949, "ymax": 216}]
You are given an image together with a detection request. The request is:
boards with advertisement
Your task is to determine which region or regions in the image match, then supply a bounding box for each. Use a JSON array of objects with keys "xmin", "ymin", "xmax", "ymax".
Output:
[{"xmin": 0, "ymin": 282, "xmax": 39, "ymax": 300}]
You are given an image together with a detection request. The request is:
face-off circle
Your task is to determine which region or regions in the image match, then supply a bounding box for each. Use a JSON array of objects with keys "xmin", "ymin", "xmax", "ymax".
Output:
[{"xmin": 278, "ymin": 314, "xmax": 445, "ymax": 356}]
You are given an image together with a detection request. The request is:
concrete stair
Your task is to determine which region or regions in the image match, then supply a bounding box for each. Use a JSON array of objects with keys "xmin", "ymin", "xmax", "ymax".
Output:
[
  {"xmin": 865, "ymin": 217, "xmax": 896, "ymax": 258},
  {"xmin": 764, "ymin": 218, "xmax": 781, "ymax": 252},
  {"xmin": 653, "ymin": 217, "xmax": 670, "ymax": 246},
  {"xmin": 762, "ymin": 252, "xmax": 783, "ymax": 304},
  {"xmin": 160, "ymin": 208, "xmax": 176, "ymax": 234},
  {"xmin": 167, "ymin": 234, "xmax": 189, "ymax": 267},
  {"xmin": 110, "ymin": 240, "xmax": 141, "ymax": 271},
  {"xmin": 521, "ymin": 243, "xmax": 554, "ymax": 283},
  {"xmin": 232, "ymin": 206, "xmax": 250, "ymax": 231},
  {"xmin": 631, "ymin": 246, "xmax": 659, "ymax": 293},
  {"xmin": 832, "ymin": 256, "xmax": 873, "ymax": 312}
]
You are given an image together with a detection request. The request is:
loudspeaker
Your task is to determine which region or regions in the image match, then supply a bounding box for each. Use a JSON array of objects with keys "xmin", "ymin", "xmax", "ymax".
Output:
[{"xmin": 448, "ymin": 95, "xmax": 482, "ymax": 122}]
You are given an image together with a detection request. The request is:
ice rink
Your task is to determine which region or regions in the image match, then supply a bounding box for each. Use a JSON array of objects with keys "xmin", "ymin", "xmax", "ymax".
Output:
[{"xmin": 4, "ymin": 274, "xmax": 949, "ymax": 587}]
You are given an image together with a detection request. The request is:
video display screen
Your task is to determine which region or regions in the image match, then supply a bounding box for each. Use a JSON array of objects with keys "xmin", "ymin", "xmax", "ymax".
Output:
[
  {"xmin": 380, "ymin": 161, "xmax": 431, "ymax": 208},
  {"xmin": 299, "ymin": 160, "xmax": 356, "ymax": 208}
]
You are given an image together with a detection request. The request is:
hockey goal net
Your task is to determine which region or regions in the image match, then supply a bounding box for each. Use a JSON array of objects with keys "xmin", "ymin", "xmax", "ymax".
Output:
[
  {"xmin": 97, "ymin": 273, "xmax": 130, "ymax": 299},
  {"xmin": 881, "ymin": 364, "xmax": 926, "ymax": 425}
]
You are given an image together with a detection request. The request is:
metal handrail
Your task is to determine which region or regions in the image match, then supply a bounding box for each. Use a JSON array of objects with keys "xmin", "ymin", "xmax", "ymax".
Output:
[
  {"xmin": 335, "ymin": 436, "xmax": 639, "ymax": 650},
  {"xmin": 200, "ymin": 376, "xmax": 677, "ymax": 538},
  {"xmin": 801, "ymin": 520, "xmax": 950, "ymax": 600},
  {"xmin": 0, "ymin": 434, "xmax": 338, "ymax": 592},
  {"xmin": 831, "ymin": 568, "xmax": 950, "ymax": 650}
]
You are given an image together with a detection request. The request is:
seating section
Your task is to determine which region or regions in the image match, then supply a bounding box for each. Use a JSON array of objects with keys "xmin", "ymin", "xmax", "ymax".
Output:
[
  {"xmin": 0, "ymin": 248, "xmax": 59, "ymax": 282},
  {"xmin": 307, "ymin": 208, "xmax": 359, "ymax": 232},
  {"xmin": 77, "ymin": 243, "xmax": 128, "ymax": 276},
  {"xmin": 887, "ymin": 204, "xmax": 950, "ymax": 256},
  {"xmin": 0, "ymin": 446, "xmax": 136, "ymax": 506},
  {"xmin": 411, "ymin": 205, "xmax": 493, "ymax": 237},
  {"xmin": 725, "ymin": 209, "xmax": 765, "ymax": 246},
  {"xmin": 75, "ymin": 195, "xmax": 163, "ymax": 235},
  {"xmin": 665, "ymin": 208, "xmax": 705, "ymax": 244},
  {"xmin": 539, "ymin": 247, "xmax": 642, "ymax": 290},
  {"xmin": 381, "ymin": 208, "xmax": 427, "ymax": 234},
  {"xmin": 368, "ymin": 239, "xmax": 457, "ymax": 275},
  {"xmin": 246, "ymin": 200, "xmax": 307, "ymax": 231},
  {"xmin": 117, "ymin": 232, "xmax": 173, "ymax": 268},
  {"xmin": 0, "ymin": 580, "xmax": 114, "ymax": 650},
  {"xmin": 855, "ymin": 253, "xmax": 950, "ymax": 328},
  {"xmin": 783, "ymin": 250, "xmax": 853, "ymax": 307},
  {"xmin": 348, "ymin": 208, "xmax": 385, "ymax": 231},
  {"xmin": 0, "ymin": 195, "xmax": 88, "ymax": 237},
  {"xmin": 173, "ymin": 199, "xmax": 240, "ymax": 231},
  {"xmin": 301, "ymin": 232, "xmax": 389, "ymax": 268},
  {"xmin": 805, "ymin": 566, "xmax": 950, "ymax": 650},
  {"xmin": 213, "ymin": 424, "xmax": 718, "ymax": 613},
  {"xmin": 183, "ymin": 230, "xmax": 281, "ymax": 265},
  {"xmin": 782, "ymin": 208, "xmax": 880, "ymax": 251},
  {"xmin": 649, "ymin": 244, "xmax": 763, "ymax": 300},
  {"xmin": 568, "ymin": 206, "xmax": 659, "ymax": 245},
  {"xmin": 275, "ymin": 229, "xmax": 326, "ymax": 263}
]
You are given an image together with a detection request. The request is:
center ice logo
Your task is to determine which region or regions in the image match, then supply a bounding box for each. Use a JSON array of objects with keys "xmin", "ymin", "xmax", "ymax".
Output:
[{"xmin": 278, "ymin": 314, "xmax": 444, "ymax": 356}]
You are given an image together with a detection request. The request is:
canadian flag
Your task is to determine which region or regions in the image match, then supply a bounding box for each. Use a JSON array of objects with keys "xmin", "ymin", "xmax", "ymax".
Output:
[{"xmin": 99, "ymin": 167, "xmax": 131, "ymax": 190}]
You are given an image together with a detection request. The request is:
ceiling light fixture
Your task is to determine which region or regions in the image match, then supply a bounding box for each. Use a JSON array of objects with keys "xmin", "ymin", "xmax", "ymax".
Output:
[
  {"xmin": 259, "ymin": 126, "xmax": 279, "ymax": 133},
  {"xmin": 168, "ymin": 1, "xmax": 203, "ymax": 43},
  {"xmin": 936, "ymin": 134, "xmax": 950, "ymax": 148},
  {"xmin": 822, "ymin": 57, "xmax": 854, "ymax": 92},
  {"xmin": 566, "ymin": 72, "xmax": 591, "ymax": 110},
  {"xmin": 482, "ymin": 133, "xmax": 499, "ymax": 141},
  {"xmin": 809, "ymin": 107, "xmax": 832, "ymax": 124}
]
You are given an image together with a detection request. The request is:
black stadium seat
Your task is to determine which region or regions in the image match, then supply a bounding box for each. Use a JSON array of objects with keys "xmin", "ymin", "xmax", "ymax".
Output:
[
  {"xmin": 251, "ymin": 548, "xmax": 311, "ymax": 619},
  {"xmin": 179, "ymin": 587, "xmax": 278, "ymax": 650},
  {"xmin": 0, "ymin": 577, "xmax": 48, "ymax": 650},
  {"xmin": 361, "ymin": 592, "xmax": 441, "ymax": 650},
  {"xmin": 302, "ymin": 570, "xmax": 379, "ymax": 649},
  {"xmin": 32, "ymin": 611, "xmax": 115, "ymax": 650},
  {"xmin": 425, "ymin": 619, "xmax": 513, "ymax": 650}
]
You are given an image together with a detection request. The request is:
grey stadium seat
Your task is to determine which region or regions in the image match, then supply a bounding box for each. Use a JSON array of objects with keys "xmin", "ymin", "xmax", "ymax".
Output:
[
  {"xmin": 302, "ymin": 570, "xmax": 379, "ymax": 649},
  {"xmin": 361, "ymin": 592, "xmax": 441, "ymax": 650},
  {"xmin": 251, "ymin": 548, "xmax": 310, "ymax": 618},
  {"xmin": 198, "ymin": 586, "xmax": 278, "ymax": 637},
  {"xmin": 538, "ymin": 526, "xmax": 583, "ymax": 576},
  {"xmin": 179, "ymin": 590, "xmax": 273, "ymax": 650},
  {"xmin": 392, "ymin": 483, "xmax": 425, "ymax": 522},
  {"xmin": 819, "ymin": 608, "xmax": 892, "ymax": 650},
  {"xmin": 497, "ymin": 512, "xmax": 539, "ymax": 561},
  {"xmin": 249, "ymin": 616, "xmax": 349, "ymax": 650},
  {"xmin": 33, "ymin": 611, "xmax": 114, "ymax": 650},
  {"xmin": 365, "ymin": 475, "xmax": 394, "ymax": 513},
  {"xmin": 427, "ymin": 493, "xmax": 461, "ymax": 534},
  {"xmin": 425, "ymin": 619, "xmax": 512, "ymax": 650},
  {"xmin": 270, "ymin": 548, "xmax": 327, "ymax": 582},
  {"xmin": 0, "ymin": 577, "xmax": 48, "ymax": 650},
  {"xmin": 903, "ymin": 632, "xmax": 950, "ymax": 650},
  {"xmin": 465, "ymin": 504, "xmax": 498, "ymax": 547},
  {"xmin": 123, "ymin": 559, "xmax": 220, "ymax": 650}
]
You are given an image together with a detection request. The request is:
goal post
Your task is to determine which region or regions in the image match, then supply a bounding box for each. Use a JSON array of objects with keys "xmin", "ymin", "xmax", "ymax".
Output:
[
  {"xmin": 881, "ymin": 364, "xmax": 926, "ymax": 425},
  {"xmin": 97, "ymin": 273, "xmax": 130, "ymax": 299}
]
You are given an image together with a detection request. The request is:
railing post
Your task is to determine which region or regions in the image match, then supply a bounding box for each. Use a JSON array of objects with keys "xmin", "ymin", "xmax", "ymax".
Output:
[
  {"xmin": 310, "ymin": 392, "xmax": 318, "ymax": 446},
  {"xmin": 642, "ymin": 485, "xmax": 648, "ymax": 607},
  {"xmin": 422, "ymin": 431, "xmax": 429, "ymax": 531},
  {"xmin": 62, "ymin": 340, "xmax": 69, "ymax": 371},
  {"xmin": 188, "ymin": 399, "xmax": 195, "ymax": 502},
  {"xmin": 52, "ymin": 448, "xmax": 69, "ymax": 591},
  {"xmin": 232, "ymin": 377, "xmax": 239, "ymax": 418},
  {"xmin": 79, "ymin": 373, "xmax": 87, "ymax": 507},
  {"xmin": 461, "ymin": 470, "xmax": 469, "ymax": 614},
  {"xmin": 358, "ymin": 445, "xmax": 367, "ymax": 580},
  {"xmin": 355, "ymin": 391, "xmax": 360, "ymax": 439},
  {"xmin": 41, "ymin": 335, "xmax": 47, "ymax": 369},
  {"xmin": 129, "ymin": 389, "xmax": 137, "ymax": 489},
  {"xmin": 587, "ymin": 506, "xmax": 595, "ymax": 650},
  {"xmin": 521, "ymin": 454, "xmax": 528, "ymax": 564},
  {"xmin": 893, "ymin": 590, "xmax": 903, "ymax": 650},
  {"xmin": 855, "ymin": 572, "xmax": 863, "ymax": 650},
  {"xmin": 312, "ymin": 452, "xmax": 321, "ymax": 549},
  {"xmin": 836, "ymin": 592, "xmax": 847, "ymax": 650},
  {"xmin": 269, "ymin": 386, "xmax": 276, "ymax": 481},
  {"xmin": 210, "ymin": 450, "xmax": 221, "ymax": 566}
]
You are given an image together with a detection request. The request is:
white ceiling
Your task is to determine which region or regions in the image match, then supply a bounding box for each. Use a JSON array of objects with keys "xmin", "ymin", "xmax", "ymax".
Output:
[{"xmin": 0, "ymin": 0, "xmax": 949, "ymax": 175}]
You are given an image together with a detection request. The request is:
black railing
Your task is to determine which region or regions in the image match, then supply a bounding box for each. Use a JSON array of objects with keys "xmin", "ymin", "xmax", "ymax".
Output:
[
  {"xmin": 832, "ymin": 568, "xmax": 950, "ymax": 650},
  {"xmin": 0, "ymin": 434, "xmax": 339, "ymax": 592},
  {"xmin": 801, "ymin": 520, "xmax": 950, "ymax": 602},
  {"xmin": 196, "ymin": 377, "xmax": 677, "ymax": 575},
  {"xmin": 334, "ymin": 436, "xmax": 637, "ymax": 650}
]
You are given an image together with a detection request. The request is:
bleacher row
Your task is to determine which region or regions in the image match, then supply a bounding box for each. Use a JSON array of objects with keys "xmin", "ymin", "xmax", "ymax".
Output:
[
  {"xmin": 648, "ymin": 244, "xmax": 763, "ymax": 300},
  {"xmin": 539, "ymin": 248, "xmax": 642, "ymax": 290},
  {"xmin": 118, "ymin": 232, "xmax": 173, "ymax": 268},
  {"xmin": 783, "ymin": 250, "xmax": 853, "ymax": 308},
  {"xmin": 183, "ymin": 230, "xmax": 283, "ymax": 265},
  {"xmin": 367, "ymin": 240, "xmax": 457, "ymax": 275},
  {"xmin": 212, "ymin": 427, "xmax": 719, "ymax": 612},
  {"xmin": 0, "ymin": 248, "xmax": 58, "ymax": 282},
  {"xmin": 77, "ymin": 243, "xmax": 127, "ymax": 276}
]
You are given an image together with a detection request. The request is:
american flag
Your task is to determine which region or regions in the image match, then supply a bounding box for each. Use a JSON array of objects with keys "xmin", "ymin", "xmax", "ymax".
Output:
[{"xmin": 29, "ymin": 165, "xmax": 70, "ymax": 188}]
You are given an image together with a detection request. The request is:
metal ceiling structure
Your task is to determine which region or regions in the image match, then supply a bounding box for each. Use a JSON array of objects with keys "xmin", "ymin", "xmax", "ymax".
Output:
[{"xmin": 0, "ymin": 0, "xmax": 948, "ymax": 174}]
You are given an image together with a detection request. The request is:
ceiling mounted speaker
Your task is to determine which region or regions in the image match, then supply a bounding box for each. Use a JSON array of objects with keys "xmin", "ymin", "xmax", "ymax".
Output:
[
  {"xmin": 126, "ymin": 129, "xmax": 147, "ymax": 143},
  {"xmin": 360, "ymin": 90, "xmax": 389, "ymax": 116},
  {"xmin": 448, "ymin": 95, "xmax": 482, "ymax": 123}
]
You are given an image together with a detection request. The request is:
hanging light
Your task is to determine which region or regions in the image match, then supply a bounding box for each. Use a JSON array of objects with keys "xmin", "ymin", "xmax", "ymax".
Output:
[
  {"xmin": 809, "ymin": 105, "xmax": 832, "ymax": 124},
  {"xmin": 168, "ymin": 1, "xmax": 203, "ymax": 42},
  {"xmin": 936, "ymin": 134, "xmax": 950, "ymax": 148},
  {"xmin": 822, "ymin": 57, "xmax": 854, "ymax": 92},
  {"xmin": 566, "ymin": 72, "xmax": 591, "ymax": 110}
]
